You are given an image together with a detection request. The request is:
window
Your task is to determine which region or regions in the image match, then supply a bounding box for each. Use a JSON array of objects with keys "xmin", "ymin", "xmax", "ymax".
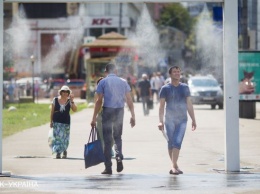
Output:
[
  {"xmin": 20, "ymin": 3, "xmax": 67, "ymax": 18},
  {"xmin": 105, "ymin": 28, "xmax": 118, "ymax": 34},
  {"xmin": 87, "ymin": 3, "xmax": 104, "ymax": 16},
  {"xmin": 105, "ymin": 3, "xmax": 119, "ymax": 15},
  {"xmin": 89, "ymin": 28, "xmax": 102, "ymax": 38}
]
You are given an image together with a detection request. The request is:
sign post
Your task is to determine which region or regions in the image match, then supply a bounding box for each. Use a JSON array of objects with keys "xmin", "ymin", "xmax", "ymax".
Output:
[{"xmin": 223, "ymin": 0, "xmax": 240, "ymax": 172}]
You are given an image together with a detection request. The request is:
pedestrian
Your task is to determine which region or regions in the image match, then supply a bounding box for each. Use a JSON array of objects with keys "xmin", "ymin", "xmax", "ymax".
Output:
[
  {"xmin": 94, "ymin": 76, "xmax": 115, "ymax": 156},
  {"xmin": 138, "ymin": 73, "xmax": 152, "ymax": 116},
  {"xmin": 91, "ymin": 63, "xmax": 136, "ymax": 175},
  {"xmin": 50, "ymin": 85, "xmax": 77, "ymax": 159},
  {"xmin": 127, "ymin": 77, "xmax": 135, "ymax": 102},
  {"xmin": 48, "ymin": 77, "xmax": 54, "ymax": 101},
  {"xmin": 26, "ymin": 81, "xmax": 31, "ymax": 96},
  {"xmin": 134, "ymin": 78, "xmax": 141, "ymax": 102},
  {"xmin": 7, "ymin": 82, "xmax": 15, "ymax": 102},
  {"xmin": 3, "ymin": 83, "xmax": 7, "ymax": 108},
  {"xmin": 150, "ymin": 73, "xmax": 157, "ymax": 100},
  {"xmin": 156, "ymin": 71, "xmax": 165, "ymax": 93},
  {"xmin": 34, "ymin": 80, "xmax": 40, "ymax": 102},
  {"xmin": 158, "ymin": 66, "xmax": 196, "ymax": 175},
  {"xmin": 150, "ymin": 72, "xmax": 161, "ymax": 103},
  {"xmin": 94, "ymin": 77, "xmax": 105, "ymax": 148}
]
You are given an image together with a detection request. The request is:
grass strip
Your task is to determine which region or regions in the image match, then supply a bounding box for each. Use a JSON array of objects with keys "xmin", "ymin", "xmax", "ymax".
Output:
[{"xmin": 3, "ymin": 102, "xmax": 88, "ymax": 138}]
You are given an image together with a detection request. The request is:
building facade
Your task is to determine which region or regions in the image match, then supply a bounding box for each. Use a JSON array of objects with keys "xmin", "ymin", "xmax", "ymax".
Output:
[{"xmin": 4, "ymin": 3, "xmax": 142, "ymax": 79}]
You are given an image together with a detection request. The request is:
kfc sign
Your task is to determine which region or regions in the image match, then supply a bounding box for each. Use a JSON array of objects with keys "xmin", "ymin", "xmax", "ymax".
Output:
[
  {"xmin": 87, "ymin": 17, "xmax": 130, "ymax": 28},
  {"xmin": 92, "ymin": 18, "xmax": 112, "ymax": 26}
]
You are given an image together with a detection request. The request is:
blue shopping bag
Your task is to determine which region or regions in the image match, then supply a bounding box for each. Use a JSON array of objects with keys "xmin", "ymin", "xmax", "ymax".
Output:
[{"xmin": 84, "ymin": 127, "xmax": 105, "ymax": 168}]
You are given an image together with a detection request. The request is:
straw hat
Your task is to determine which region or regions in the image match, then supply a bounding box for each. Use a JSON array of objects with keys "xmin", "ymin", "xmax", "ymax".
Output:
[{"xmin": 58, "ymin": 85, "xmax": 71, "ymax": 95}]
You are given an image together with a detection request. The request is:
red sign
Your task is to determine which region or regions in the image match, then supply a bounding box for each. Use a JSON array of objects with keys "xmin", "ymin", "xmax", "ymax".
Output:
[
  {"xmin": 90, "ymin": 47, "xmax": 135, "ymax": 53},
  {"xmin": 92, "ymin": 18, "xmax": 112, "ymax": 25},
  {"xmin": 4, "ymin": 67, "xmax": 14, "ymax": 72}
]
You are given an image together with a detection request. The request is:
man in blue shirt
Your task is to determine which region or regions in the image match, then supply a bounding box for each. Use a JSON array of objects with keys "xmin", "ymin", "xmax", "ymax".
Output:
[
  {"xmin": 158, "ymin": 66, "xmax": 196, "ymax": 175},
  {"xmin": 91, "ymin": 63, "xmax": 136, "ymax": 175}
]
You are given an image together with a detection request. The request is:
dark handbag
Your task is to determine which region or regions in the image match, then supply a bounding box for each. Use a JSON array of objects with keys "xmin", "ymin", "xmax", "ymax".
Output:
[
  {"xmin": 147, "ymin": 99, "xmax": 153, "ymax": 109},
  {"xmin": 84, "ymin": 127, "xmax": 105, "ymax": 168}
]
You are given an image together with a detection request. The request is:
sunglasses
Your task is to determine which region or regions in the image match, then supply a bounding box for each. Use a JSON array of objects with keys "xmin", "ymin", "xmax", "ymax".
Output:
[{"xmin": 61, "ymin": 90, "xmax": 70, "ymax": 94}]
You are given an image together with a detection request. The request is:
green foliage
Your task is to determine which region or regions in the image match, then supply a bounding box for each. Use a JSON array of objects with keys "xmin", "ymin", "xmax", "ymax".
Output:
[
  {"xmin": 3, "ymin": 102, "xmax": 87, "ymax": 138},
  {"xmin": 185, "ymin": 30, "xmax": 196, "ymax": 52},
  {"xmin": 158, "ymin": 3, "xmax": 195, "ymax": 35}
]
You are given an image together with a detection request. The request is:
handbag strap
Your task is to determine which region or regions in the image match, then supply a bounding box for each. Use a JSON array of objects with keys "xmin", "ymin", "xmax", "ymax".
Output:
[
  {"xmin": 92, "ymin": 127, "xmax": 97, "ymax": 142},
  {"xmin": 88, "ymin": 128, "xmax": 93, "ymax": 143},
  {"xmin": 88, "ymin": 127, "xmax": 97, "ymax": 143}
]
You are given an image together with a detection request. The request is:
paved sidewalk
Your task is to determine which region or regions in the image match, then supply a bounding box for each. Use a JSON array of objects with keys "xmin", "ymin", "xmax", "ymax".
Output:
[{"xmin": 1, "ymin": 100, "xmax": 260, "ymax": 193}]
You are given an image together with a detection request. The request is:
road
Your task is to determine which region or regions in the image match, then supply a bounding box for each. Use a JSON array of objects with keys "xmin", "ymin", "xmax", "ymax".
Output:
[{"xmin": 1, "ymin": 101, "xmax": 260, "ymax": 193}]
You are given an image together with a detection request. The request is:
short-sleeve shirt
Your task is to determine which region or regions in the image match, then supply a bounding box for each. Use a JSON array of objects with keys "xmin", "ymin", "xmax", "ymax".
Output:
[
  {"xmin": 96, "ymin": 74, "xmax": 131, "ymax": 108},
  {"xmin": 159, "ymin": 83, "xmax": 190, "ymax": 123}
]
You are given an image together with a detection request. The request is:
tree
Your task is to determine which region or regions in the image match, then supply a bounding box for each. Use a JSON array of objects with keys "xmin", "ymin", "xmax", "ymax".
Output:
[
  {"xmin": 157, "ymin": 3, "xmax": 196, "ymax": 69},
  {"xmin": 158, "ymin": 3, "xmax": 194, "ymax": 35}
]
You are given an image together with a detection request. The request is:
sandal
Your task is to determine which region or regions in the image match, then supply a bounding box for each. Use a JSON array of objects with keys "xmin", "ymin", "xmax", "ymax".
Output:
[
  {"xmin": 169, "ymin": 169, "xmax": 179, "ymax": 175},
  {"xmin": 62, "ymin": 151, "xmax": 67, "ymax": 159},
  {"xmin": 56, "ymin": 153, "xmax": 61, "ymax": 159},
  {"xmin": 176, "ymin": 168, "xmax": 183, "ymax": 174}
]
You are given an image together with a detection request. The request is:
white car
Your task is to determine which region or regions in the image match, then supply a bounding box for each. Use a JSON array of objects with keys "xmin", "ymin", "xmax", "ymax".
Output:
[
  {"xmin": 188, "ymin": 76, "xmax": 224, "ymax": 109},
  {"xmin": 16, "ymin": 77, "xmax": 42, "ymax": 86}
]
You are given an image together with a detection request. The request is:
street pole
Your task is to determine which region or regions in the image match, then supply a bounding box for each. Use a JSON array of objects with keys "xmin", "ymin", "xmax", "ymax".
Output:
[
  {"xmin": 30, "ymin": 55, "xmax": 35, "ymax": 103},
  {"xmin": 0, "ymin": 0, "xmax": 3, "ymax": 175},
  {"xmin": 0, "ymin": 0, "xmax": 10, "ymax": 177},
  {"xmin": 223, "ymin": 0, "xmax": 240, "ymax": 172},
  {"xmin": 118, "ymin": 3, "xmax": 122, "ymax": 34}
]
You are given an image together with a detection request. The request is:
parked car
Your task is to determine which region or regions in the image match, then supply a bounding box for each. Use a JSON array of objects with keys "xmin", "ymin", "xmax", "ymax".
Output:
[
  {"xmin": 42, "ymin": 78, "xmax": 85, "ymax": 98},
  {"xmin": 66, "ymin": 79, "xmax": 85, "ymax": 89},
  {"xmin": 188, "ymin": 75, "xmax": 224, "ymax": 109},
  {"xmin": 16, "ymin": 77, "xmax": 42, "ymax": 87}
]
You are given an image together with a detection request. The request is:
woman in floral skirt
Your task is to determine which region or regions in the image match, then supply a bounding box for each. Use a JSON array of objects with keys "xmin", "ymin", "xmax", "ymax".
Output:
[{"xmin": 50, "ymin": 85, "xmax": 77, "ymax": 159}]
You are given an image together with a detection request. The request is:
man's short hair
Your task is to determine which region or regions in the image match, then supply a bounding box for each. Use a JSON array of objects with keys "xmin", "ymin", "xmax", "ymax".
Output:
[
  {"xmin": 168, "ymin": 66, "xmax": 181, "ymax": 74},
  {"xmin": 105, "ymin": 63, "xmax": 116, "ymax": 73}
]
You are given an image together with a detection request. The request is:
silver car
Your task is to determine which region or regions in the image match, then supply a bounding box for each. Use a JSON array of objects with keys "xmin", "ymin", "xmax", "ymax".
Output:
[{"xmin": 188, "ymin": 76, "xmax": 224, "ymax": 109}]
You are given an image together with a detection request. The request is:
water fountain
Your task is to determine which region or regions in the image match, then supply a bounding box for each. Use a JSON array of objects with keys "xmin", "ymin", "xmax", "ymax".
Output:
[
  {"xmin": 5, "ymin": 4, "xmax": 32, "ymax": 74},
  {"xmin": 41, "ymin": 3, "xmax": 85, "ymax": 75},
  {"xmin": 195, "ymin": 4, "xmax": 223, "ymax": 81},
  {"xmin": 128, "ymin": 4, "xmax": 166, "ymax": 77},
  {"xmin": 5, "ymin": 3, "xmax": 85, "ymax": 78}
]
